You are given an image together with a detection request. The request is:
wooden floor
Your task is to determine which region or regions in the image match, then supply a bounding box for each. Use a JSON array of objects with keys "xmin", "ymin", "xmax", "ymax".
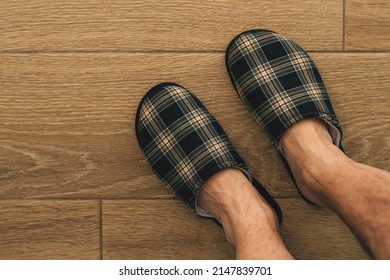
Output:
[{"xmin": 0, "ymin": 0, "xmax": 389, "ymax": 260}]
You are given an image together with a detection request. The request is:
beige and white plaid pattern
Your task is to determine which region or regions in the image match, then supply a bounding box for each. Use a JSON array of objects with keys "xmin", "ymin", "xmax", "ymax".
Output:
[
  {"xmin": 136, "ymin": 83, "xmax": 250, "ymax": 212},
  {"xmin": 226, "ymin": 29, "xmax": 342, "ymax": 145}
]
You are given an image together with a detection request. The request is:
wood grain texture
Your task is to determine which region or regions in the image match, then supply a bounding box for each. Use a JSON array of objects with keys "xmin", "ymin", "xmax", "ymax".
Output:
[
  {"xmin": 346, "ymin": 0, "xmax": 390, "ymax": 50},
  {"xmin": 0, "ymin": 0, "xmax": 388, "ymax": 261},
  {"xmin": 279, "ymin": 199, "xmax": 370, "ymax": 259},
  {"xmin": 313, "ymin": 53, "xmax": 390, "ymax": 171},
  {"xmin": 0, "ymin": 0, "xmax": 342, "ymax": 52},
  {"xmin": 1, "ymin": 53, "xmax": 389, "ymax": 199},
  {"xmin": 102, "ymin": 198, "xmax": 369, "ymax": 259},
  {"xmin": 0, "ymin": 200, "xmax": 100, "ymax": 259},
  {"xmin": 102, "ymin": 199, "xmax": 234, "ymax": 259}
]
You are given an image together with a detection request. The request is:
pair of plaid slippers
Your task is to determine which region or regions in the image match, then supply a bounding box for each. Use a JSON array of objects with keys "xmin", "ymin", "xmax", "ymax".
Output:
[{"xmin": 136, "ymin": 30, "xmax": 343, "ymax": 224}]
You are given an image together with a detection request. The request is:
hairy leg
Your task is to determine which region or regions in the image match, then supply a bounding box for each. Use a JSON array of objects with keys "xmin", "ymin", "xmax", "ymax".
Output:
[
  {"xmin": 281, "ymin": 118, "xmax": 390, "ymax": 259},
  {"xmin": 198, "ymin": 168, "xmax": 293, "ymax": 259}
]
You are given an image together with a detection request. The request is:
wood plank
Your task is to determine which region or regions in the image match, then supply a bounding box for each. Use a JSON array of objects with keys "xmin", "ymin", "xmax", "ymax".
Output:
[
  {"xmin": 0, "ymin": 200, "xmax": 100, "ymax": 259},
  {"xmin": 0, "ymin": 0, "xmax": 342, "ymax": 52},
  {"xmin": 102, "ymin": 199, "xmax": 234, "ymax": 259},
  {"xmin": 102, "ymin": 198, "xmax": 369, "ymax": 259},
  {"xmin": 346, "ymin": 0, "xmax": 390, "ymax": 50},
  {"xmin": 0, "ymin": 53, "xmax": 389, "ymax": 199},
  {"xmin": 312, "ymin": 53, "xmax": 390, "ymax": 172},
  {"xmin": 279, "ymin": 198, "xmax": 370, "ymax": 259}
]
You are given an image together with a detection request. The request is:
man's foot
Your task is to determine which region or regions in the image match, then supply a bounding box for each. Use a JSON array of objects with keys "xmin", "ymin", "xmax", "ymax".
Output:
[
  {"xmin": 136, "ymin": 82, "xmax": 281, "ymax": 222},
  {"xmin": 280, "ymin": 118, "xmax": 350, "ymax": 207},
  {"xmin": 198, "ymin": 168, "xmax": 293, "ymax": 259},
  {"xmin": 281, "ymin": 119, "xmax": 390, "ymax": 259},
  {"xmin": 197, "ymin": 168, "xmax": 279, "ymax": 245},
  {"xmin": 226, "ymin": 30, "xmax": 344, "ymax": 205}
]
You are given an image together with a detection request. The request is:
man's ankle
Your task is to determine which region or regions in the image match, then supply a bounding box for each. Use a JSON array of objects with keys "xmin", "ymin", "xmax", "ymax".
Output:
[
  {"xmin": 198, "ymin": 168, "xmax": 251, "ymax": 219},
  {"xmin": 198, "ymin": 168, "xmax": 279, "ymax": 245},
  {"xmin": 279, "ymin": 118, "xmax": 349, "ymax": 205}
]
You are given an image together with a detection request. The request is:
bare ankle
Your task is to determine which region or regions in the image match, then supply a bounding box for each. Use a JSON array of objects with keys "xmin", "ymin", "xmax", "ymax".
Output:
[
  {"xmin": 281, "ymin": 118, "xmax": 336, "ymax": 158},
  {"xmin": 197, "ymin": 168, "xmax": 278, "ymax": 245},
  {"xmin": 280, "ymin": 118, "xmax": 347, "ymax": 206},
  {"xmin": 197, "ymin": 168, "xmax": 249, "ymax": 219}
]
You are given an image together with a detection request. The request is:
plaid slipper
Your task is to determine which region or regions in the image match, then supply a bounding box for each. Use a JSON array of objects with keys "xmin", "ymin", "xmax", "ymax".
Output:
[
  {"xmin": 225, "ymin": 30, "xmax": 343, "ymax": 204},
  {"xmin": 135, "ymin": 82, "xmax": 282, "ymax": 222}
]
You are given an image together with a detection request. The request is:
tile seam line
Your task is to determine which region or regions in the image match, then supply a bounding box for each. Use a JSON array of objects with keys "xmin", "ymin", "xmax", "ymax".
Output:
[
  {"xmin": 0, "ymin": 196, "xmax": 301, "ymax": 201},
  {"xmin": 0, "ymin": 198, "xmax": 178, "ymax": 201},
  {"xmin": 343, "ymin": 0, "xmax": 346, "ymax": 51},
  {"xmin": 99, "ymin": 199, "xmax": 103, "ymax": 260},
  {"xmin": 0, "ymin": 50, "xmax": 389, "ymax": 55},
  {"xmin": 0, "ymin": 198, "xmax": 109, "ymax": 201}
]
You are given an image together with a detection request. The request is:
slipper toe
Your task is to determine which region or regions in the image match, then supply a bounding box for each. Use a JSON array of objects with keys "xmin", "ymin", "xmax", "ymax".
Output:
[{"xmin": 226, "ymin": 29, "xmax": 343, "ymax": 149}]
